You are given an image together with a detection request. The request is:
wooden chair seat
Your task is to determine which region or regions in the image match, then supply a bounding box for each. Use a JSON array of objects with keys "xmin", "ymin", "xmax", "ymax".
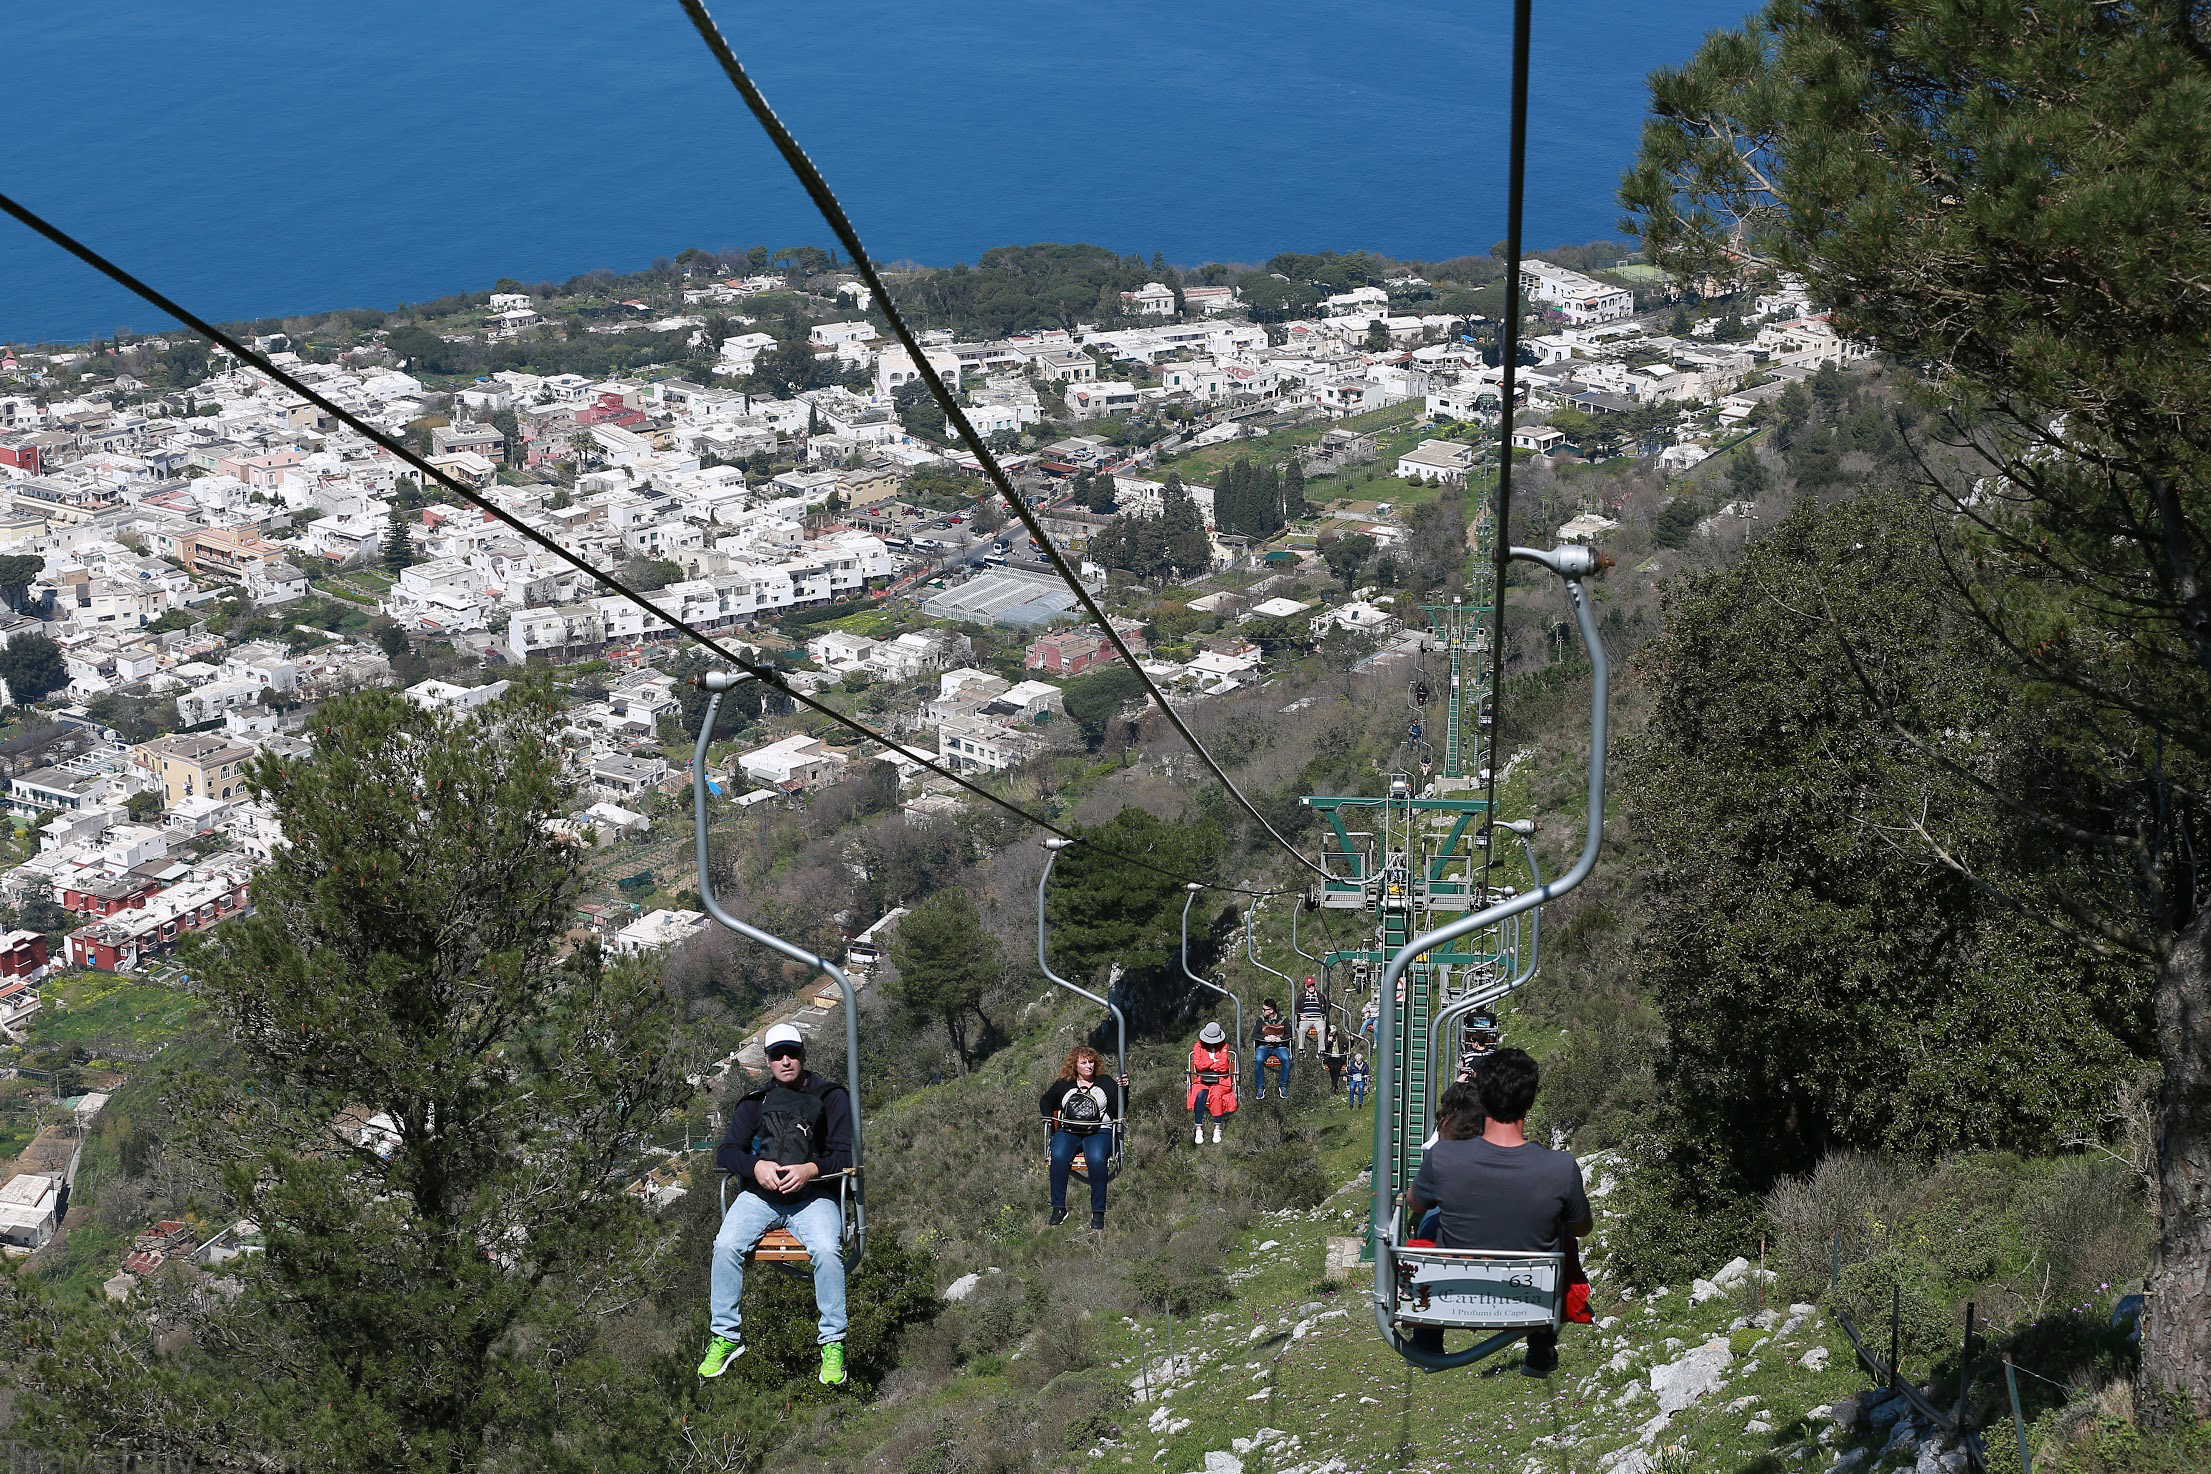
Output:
[{"xmin": 749, "ymin": 1227, "xmax": 812, "ymax": 1263}]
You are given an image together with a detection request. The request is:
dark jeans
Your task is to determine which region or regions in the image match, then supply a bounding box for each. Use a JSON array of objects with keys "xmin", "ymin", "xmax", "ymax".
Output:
[{"xmin": 1049, "ymin": 1128, "xmax": 1109, "ymax": 1215}]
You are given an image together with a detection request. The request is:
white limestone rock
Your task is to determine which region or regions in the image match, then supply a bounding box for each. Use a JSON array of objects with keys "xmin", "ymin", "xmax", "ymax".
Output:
[{"xmin": 1650, "ymin": 1336, "xmax": 1734, "ymax": 1416}]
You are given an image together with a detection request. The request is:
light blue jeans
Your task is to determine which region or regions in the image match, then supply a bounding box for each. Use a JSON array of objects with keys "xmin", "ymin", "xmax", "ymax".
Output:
[
  {"xmin": 711, "ymin": 1189, "xmax": 847, "ymax": 1346},
  {"xmin": 1252, "ymin": 1045, "xmax": 1290, "ymax": 1097}
]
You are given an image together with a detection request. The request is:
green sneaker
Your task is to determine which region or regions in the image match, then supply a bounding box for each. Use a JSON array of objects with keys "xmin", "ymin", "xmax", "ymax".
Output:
[
  {"xmin": 696, "ymin": 1335, "xmax": 743, "ymax": 1379},
  {"xmin": 818, "ymin": 1341, "xmax": 847, "ymax": 1386}
]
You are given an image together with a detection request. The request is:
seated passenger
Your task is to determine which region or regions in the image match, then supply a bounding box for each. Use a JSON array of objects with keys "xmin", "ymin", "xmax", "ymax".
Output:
[
  {"xmin": 1293, "ymin": 976, "xmax": 1329, "ymax": 1053},
  {"xmin": 1187, "ymin": 1021, "xmax": 1238, "ymax": 1144},
  {"xmin": 1040, "ymin": 1045, "xmax": 1128, "ymax": 1229},
  {"xmin": 703, "ymin": 1023, "xmax": 854, "ymax": 1386},
  {"xmin": 1404, "ymin": 1048, "xmax": 1592, "ymax": 1377},
  {"xmin": 1251, "ymin": 1001, "xmax": 1292, "ymax": 1099}
]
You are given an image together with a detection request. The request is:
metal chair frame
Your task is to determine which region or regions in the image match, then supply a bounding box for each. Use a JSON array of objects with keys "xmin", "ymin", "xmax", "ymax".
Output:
[
  {"xmin": 693, "ymin": 676, "xmax": 865, "ymax": 1271},
  {"xmin": 1369, "ymin": 545, "xmax": 1609, "ymax": 1370}
]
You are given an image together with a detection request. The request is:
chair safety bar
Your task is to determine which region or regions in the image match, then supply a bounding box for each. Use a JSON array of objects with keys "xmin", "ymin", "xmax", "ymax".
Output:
[
  {"xmin": 693, "ymin": 677, "xmax": 865, "ymax": 1269},
  {"xmin": 1038, "ymin": 839, "xmax": 1128, "ymax": 1178},
  {"xmin": 1428, "ymin": 826, "xmax": 1544, "ymax": 1091},
  {"xmin": 1370, "ymin": 545, "xmax": 1609, "ymax": 1370},
  {"xmin": 1180, "ymin": 885, "xmax": 1241, "ymax": 1057}
]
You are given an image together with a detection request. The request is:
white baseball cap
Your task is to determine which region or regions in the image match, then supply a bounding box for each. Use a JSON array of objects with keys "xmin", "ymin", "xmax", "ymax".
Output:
[{"xmin": 763, "ymin": 1023, "xmax": 806, "ymax": 1052}]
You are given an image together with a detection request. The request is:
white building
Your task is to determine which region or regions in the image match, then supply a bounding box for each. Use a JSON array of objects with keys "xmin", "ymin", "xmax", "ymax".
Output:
[
  {"xmin": 1396, "ymin": 439, "xmax": 1478, "ymax": 485},
  {"xmin": 737, "ymin": 734, "xmax": 848, "ymax": 792},
  {"xmin": 807, "ymin": 630, "xmax": 880, "ymax": 673},
  {"xmin": 611, "ymin": 908, "xmax": 708, "ymax": 955},
  {"xmin": 0, "ymin": 1173, "xmax": 60, "ymax": 1250},
  {"xmin": 404, "ymin": 678, "xmax": 511, "ymax": 712},
  {"xmin": 936, "ymin": 713, "xmax": 1043, "ymax": 774},
  {"xmin": 1065, "ymin": 382, "xmax": 1141, "ymax": 420},
  {"xmin": 1520, "ymin": 260, "xmax": 1634, "ymax": 325},
  {"xmin": 874, "ymin": 345, "xmax": 964, "ymax": 399},
  {"xmin": 1120, "ymin": 282, "xmax": 1177, "ymax": 317}
]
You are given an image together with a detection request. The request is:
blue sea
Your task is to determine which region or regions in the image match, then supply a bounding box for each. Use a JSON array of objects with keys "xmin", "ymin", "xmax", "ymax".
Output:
[{"xmin": 2, "ymin": 2, "xmax": 1751, "ymax": 347}]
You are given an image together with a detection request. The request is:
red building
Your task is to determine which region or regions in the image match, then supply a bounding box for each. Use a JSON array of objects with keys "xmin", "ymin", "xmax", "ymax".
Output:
[
  {"xmin": 65, "ymin": 874, "xmax": 251, "ymax": 973},
  {"xmin": 60, "ymin": 876, "xmax": 162, "ymax": 917},
  {"xmin": 0, "ymin": 930, "xmax": 47, "ymax": 986},
  {"xmin": 575, "ymin": 394, "xmax": 649, "ymax": 430},
  {"xmin": 1026, "ymin": 628, "xmax": 1122, "ymax": 677}
]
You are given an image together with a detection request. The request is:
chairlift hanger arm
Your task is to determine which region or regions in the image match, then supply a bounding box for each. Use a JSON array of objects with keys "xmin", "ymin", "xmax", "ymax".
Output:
[
  {"xmin": 694, "ymin": 686, "xmax": 865, "ymax": 1268},
  {"xmin": 1181, "ymin": 885, "xmax": 1242, "ymax": 1059},
  {"xmin": 1429, "ymin": 829, "xmax": 1544, "ymax": 1077},
  {"xmin": 1244, "ymin": 895, "xmax": 1297, "ymax": 991},
  {"xmin": 1372, "ymin": 543, "xmax": 1608, "ymax": 1371}
]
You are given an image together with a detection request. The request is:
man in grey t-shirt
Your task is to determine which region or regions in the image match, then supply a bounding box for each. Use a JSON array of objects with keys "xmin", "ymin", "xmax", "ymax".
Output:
[{"xmin": 1406, "ymin": 1048, "xmax": 1591, "ymax": 1375}]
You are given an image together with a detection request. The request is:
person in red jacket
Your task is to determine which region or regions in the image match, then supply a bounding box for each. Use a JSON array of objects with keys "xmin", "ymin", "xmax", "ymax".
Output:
[{"xmin": 1186, "ymin": 1020, "xmax": 1238, "ymax": 1144}]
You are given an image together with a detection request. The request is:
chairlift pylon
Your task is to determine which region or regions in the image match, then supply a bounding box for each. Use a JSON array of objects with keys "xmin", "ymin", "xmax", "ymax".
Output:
[
  {"xmin": 1037, "ymin": 839, "xmax": 1128, "ymax": 1180},
  {"xmin": 693, "ymin": 675, "xmax": 865, "ymax": 1271}
]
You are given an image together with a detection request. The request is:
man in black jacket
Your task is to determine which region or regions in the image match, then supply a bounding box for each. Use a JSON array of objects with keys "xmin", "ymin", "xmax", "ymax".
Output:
[{"xmin": 699, "ymin": 1023, "xmax": 854, "ymax": 1385}]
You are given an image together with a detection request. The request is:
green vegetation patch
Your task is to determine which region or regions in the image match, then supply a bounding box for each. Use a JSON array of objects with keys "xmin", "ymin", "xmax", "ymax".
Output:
[{"xmin": 30, "ymin": 971, "xmax": 201, "ymax": 1052}]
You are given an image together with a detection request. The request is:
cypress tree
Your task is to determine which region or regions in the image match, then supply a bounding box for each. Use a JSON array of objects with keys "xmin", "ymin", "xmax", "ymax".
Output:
[
  {"xmin": 382, "ymin": 501, "xmax": 416, "ymax": 575},
  {"xmin": 1283, "ymin": 459, "xmax": 1308, "ymax": 522}
]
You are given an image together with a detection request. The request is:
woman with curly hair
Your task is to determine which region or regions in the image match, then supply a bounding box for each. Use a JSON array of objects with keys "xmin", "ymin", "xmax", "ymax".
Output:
[{"xmin": 1038, "ymin": 1044, "xmax": 1127, "ymax": 1229}]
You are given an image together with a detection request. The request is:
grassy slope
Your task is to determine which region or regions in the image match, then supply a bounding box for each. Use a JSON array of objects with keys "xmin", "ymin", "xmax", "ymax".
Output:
[
  {"xmin": 28, "ymin": 970, "xmax": 200, "ymax": 1054},
  {"xmin": 792, "ymin": 1058, "xmax": 1876, "ymax": 1474},
  {"xmin": 1160, "ymin": 402, "xmax": 1423, "ymax": 485}
]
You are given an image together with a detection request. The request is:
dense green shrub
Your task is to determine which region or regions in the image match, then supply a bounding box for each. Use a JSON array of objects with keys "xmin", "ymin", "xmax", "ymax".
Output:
[
  {"xmin": 1604, "ymin": 1144, "xmax": 1760, "ymax": 1291},
  {"xmin": 1831, "ymin": 1251, "xmax": 1956, "ymax": 1365}
]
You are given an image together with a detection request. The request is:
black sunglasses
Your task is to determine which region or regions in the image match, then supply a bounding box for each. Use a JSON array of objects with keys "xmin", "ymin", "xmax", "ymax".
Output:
[{"xmin": 765, "ymin": 1043, "xmax": 805, "ymax": 1061}]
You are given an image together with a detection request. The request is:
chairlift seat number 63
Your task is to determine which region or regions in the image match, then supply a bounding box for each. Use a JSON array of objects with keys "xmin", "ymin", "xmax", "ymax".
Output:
[{"xmin": 1393, "ymin": 1248, "xmax": 1563, "ymax": 1330}]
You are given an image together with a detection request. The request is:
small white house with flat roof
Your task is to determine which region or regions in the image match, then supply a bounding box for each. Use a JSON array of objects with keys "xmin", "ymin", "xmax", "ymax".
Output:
[
  {"xmin": 0, "ymin": 1173, "xmax": 60, "ymax": 1250},
  {"xmin": 738, "ymin": 734, "xmax": 848, "ymax": 792},
  {"xmin": 612, "ymin": 908, "xmax": 708, "ymax": 956},
  {"xmin": 1396, "ymin": 439, "xmax": 1477, "ymax": 485}
]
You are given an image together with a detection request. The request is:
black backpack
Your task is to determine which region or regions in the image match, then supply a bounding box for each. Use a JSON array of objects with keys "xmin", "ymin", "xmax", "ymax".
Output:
[
  {"xmin": 1057, "ymin": 1084, "xmax": 1106, "ymax": 1135},
  {"xmin": 751, "ymin": 1078, "xmax": 831, "ymax": 1166}
]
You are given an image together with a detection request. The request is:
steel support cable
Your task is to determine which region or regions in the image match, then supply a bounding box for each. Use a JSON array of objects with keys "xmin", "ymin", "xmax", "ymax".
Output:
[
  {"xmin": 0, "ymin": 190, "xmax": 1277, "ymax": 899},
  {"xmin": 1477, "ymin": 0, "xmax": 1534, "ymax": 893},
  {"xmin": 672, "ymin": 0, "xmax": 1329, "ymax": 886}
]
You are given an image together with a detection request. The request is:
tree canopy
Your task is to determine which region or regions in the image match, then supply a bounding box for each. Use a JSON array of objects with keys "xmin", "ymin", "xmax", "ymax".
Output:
[
  {"xmin": 0, "ymin": 632, "xmax": 69, "ymax": 706},
  {"xmin": 885, "ymin": 889, "xmax": 1000, "ymax": 1074},
  {"xmin": 8, "ymin": 683, "xmax": 696, "ymax": 1471},
  {"xmin": 1045, "ymin": 807, "xmax": 1224, "ymax": 984},
  {"xmin": 1624, "ymin": 0, "xmax": 2211, "ymax": 1415}
]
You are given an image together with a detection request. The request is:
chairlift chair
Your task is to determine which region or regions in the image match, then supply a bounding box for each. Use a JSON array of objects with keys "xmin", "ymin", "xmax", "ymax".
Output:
[
  {"xmin": 1369, "ymin": 545, "xmax": 1610, "ymax": 1370},
  {"xmin": 692, "ymin": 674, "xmax": 865, "ymax": 1271},
  {"xmin": 1037, "ymin": 839, "xmax": 1128, "ymax": 1181}
]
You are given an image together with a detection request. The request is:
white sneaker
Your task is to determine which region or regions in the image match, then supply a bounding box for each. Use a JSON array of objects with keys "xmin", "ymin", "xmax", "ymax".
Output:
[
  {"xmin": 1212, "ymin": 1124, "xmax": 1222, "ymax": 1144},
  {"xmin": 1195, "ymin": 1125, "xmax": 1205, "ymax": 1145}
]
